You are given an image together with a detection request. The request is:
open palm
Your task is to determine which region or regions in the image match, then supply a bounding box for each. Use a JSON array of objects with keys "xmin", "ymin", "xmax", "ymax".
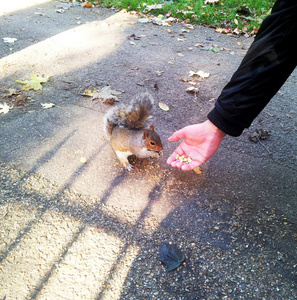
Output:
[{"xmin": 167, "ymin": 120, "xmax": 226, "ymax": 171}]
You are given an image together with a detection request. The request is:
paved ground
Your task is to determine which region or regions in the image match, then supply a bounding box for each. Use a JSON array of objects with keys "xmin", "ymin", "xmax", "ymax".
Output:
[{"xmin": 0, "ymin": 1, "xmax": 296, "ymax": 299}]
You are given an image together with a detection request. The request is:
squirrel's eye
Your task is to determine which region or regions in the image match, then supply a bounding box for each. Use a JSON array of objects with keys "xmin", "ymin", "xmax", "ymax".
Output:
[{"xmin": 150, "ymin": 141, "xmax": 156, "ymax": 146}]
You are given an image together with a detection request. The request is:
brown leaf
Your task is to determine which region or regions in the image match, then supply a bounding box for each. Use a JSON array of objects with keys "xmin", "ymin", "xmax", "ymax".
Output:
[
  {"xmin": 186, "ymin": 86, "xmax": 199, "ymax": 93},
  {"xmin": 92, "ymin": 86, "xmax": 122, "ymax": 104},
  {"xmin": 128, "ymin": 34, "xmax": 141, "ymax": 41},
  {"xmin": 193, "ymin": 166, "xmax": 202, "ymax": 174},
  {"xmin": 204, "ymin": 0, "xmax": 219, "ymax": 4},
  {"xmin": 13, "ymin": 94, "xmax": 28, "ymax": 107}
]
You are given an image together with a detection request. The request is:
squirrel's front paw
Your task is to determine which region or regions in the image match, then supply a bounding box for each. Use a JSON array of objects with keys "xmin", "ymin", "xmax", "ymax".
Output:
[
  {"xmin": 125, "ymin": 164, "xmax": 133, "ymax": 171},
  {"xmin": 150, "ymin": 151, "xmax": 161, "ymax": 158}
]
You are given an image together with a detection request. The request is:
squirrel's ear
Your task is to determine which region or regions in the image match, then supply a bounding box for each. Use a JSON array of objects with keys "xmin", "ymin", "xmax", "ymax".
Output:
[
  {"xmin": 150, "ymin": 125, "xmax": 155, "ymax": 131},
  {"xmin": 143, "ymin": 130, "xmax": 148, "ymax": 139}
]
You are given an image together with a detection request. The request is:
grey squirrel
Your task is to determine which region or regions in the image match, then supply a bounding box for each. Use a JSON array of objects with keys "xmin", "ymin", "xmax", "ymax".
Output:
[{"xmin": 104, "ymin": 93, "xmax": 163, "ymax": 171}]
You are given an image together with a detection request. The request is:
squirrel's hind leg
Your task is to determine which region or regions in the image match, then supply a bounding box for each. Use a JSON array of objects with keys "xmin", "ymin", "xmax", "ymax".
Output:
[{"xmin": 114, "ymin": 150, "xmax": 133, "ymax": 171}]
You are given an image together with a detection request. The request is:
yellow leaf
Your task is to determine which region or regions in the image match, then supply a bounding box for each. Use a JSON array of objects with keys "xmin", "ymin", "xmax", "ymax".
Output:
[
  {"xmin": 158, "ymin": 102, "xmax": 169, "ymax": 111},
  {"xmin": 193, "ymin": 166, "xmax": 202, "ymax": 174},
  {"xmin": 15, "ymin": 74, "xmax": 50, "ymax": 91},
  {"xmin": 81, "ymin": 88, "xmax": 97, "ymax": 97}
]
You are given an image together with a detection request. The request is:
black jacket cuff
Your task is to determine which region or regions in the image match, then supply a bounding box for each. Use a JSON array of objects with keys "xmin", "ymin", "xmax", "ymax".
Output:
[{"xmin": 207, "ymin": 108, "xmax": 244, "ymax": 137}]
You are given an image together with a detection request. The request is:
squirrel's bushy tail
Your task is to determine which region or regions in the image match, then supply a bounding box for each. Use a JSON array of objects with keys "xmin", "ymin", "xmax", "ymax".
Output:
[{"xmin": 104, "ymin": 92, "xmax": 154, "ymax": 138}]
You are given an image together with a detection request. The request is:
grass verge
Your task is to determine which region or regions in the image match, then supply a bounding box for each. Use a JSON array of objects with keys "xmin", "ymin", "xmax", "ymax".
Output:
[{"xmin": 89, "ymin": 0, "xmax": 275, "ymax": 32}]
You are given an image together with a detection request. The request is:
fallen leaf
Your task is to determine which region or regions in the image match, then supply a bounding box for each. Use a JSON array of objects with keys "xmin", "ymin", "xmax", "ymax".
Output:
[
  {"xmin": 158, "ymin": 102, "xmax": 169, "ymax": 111},
  {"xmin": 0, "ymin": 102, "xmax": 12, "ymax": 114},
  {"xmin": 211, "ymin": 47, "xmax": 221, "ymax": 53},
  {"xmin": 41, "ymin": 103, "xmax": 55, "ymax": 109},
  {"xmin": 15, "ymin": 74, "xmax": 50, "ymax": 91},
  {"xmin": 215, "ymin": 27, "xmax": 232, "ymax": 34},
  {"xmin": 151, "ymin": 17, "xmax": 171, "ymax": 26},
  {"xmin": 160, "ymin": 243, "xmax": 185, "ymax": 272},
  {"xmin": 188, "ymin": 81, "xmax": 197, "ymax": 86},
  {"xmin": 143, "ymin": 3, "xmax": 164, "ymax": 12},
  {"xmin": 13, "ymin": 94, "xmax": 28, "ymax": 107},
  {"xmin": 194, "ymin": 43, "xmax": 204, "ymax": 47},
  {"xmin": 82, "ymin": 2, "xmax": 93, "ymax": 8},
  {"xmin": 3, "ymin": 37, "xmax": 17, "ymax": 43},
  {"xmin": 57, "ymin": 3, "xmax": 72, "ymax": 9},
  {"xmin": 81, "ymin": 88, "xmax": 97, "ymax": 97},
  {"xmin": 155, "ymin": 71, "xmax": 164, "ymax": 76},
  {"xmin": 233, "ymin": 28, "xmax": 241, "ymax": 35},
  {"xmin": 129, "ymin": 41, "xmax": 136, "ymax": 45},
  {"xmin": 186, "ymin": 86, "xmax": 199, "ymax": 93},
  {"xmin": 248, "ymin": 129, "xmax": 270, "ymax": 143},
  {"xmin": 138, "ymin": 18, "xmax": 150, "ymax": 24},
  {"xmin": 80, "ymin": 157, "xmax": 87, "ymax": 164},
  {"xmin": 2, "ymin": 88, "xmax": 19, "ymax": 97},
  {"xmin": 185, "ymin": 24, "xmax": 195, "ymax": 30},
  {"xmin": 251, "ymin": 27, "xmax": 259, "ymax": 35},
  {"xmin": 193, "ymin": 166, "xmax": 202, "ymax": 174},
  {"xmin": 92, "ymin": 86, "xmax": 122, "ymax": 104},
  {"xmin": 128, "ymin": 34, "xmax": 141, "ymax": 40},
  {"xmin": 177, "ymin": 52, "xmax": 184, "ymax": 57},
  {"xmin": 204, "ymin": 0, "xmax": 219, "ymax": 4},
  {"xmin": 188, "ymin": 70, "xmax": 210, "ymax": 79}
]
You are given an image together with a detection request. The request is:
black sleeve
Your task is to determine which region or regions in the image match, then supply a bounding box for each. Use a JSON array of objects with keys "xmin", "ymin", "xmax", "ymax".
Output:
[{"xmin": 208, "ymin": 0, "xmax": 297, "ymax": 137}]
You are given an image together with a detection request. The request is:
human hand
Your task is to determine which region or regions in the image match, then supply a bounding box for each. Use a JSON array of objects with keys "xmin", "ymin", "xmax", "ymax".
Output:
[{"xmin": 167, "ymin": 120, "xmax": 226, "ymax": 171}]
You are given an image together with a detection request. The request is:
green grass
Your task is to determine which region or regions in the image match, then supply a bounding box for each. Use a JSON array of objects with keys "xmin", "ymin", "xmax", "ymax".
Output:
[{"xmin": 90, "ymin": 0, "xmax": 275, "ymax": 32}]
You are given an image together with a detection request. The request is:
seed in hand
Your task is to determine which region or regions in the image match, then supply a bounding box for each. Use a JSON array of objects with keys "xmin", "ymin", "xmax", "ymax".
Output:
[{"xmin": 175, "ymin": 154, "xmax": 192, "ymax": 164}]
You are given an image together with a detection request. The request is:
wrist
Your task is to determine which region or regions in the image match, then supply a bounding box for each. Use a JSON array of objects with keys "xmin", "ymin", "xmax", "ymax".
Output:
[{"xmin": 205, "ymin": 119, "xmax": 226, "ymax": 138}]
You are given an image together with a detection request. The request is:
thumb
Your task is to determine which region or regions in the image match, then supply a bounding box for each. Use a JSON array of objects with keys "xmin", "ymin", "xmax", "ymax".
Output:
[{"xmin": 168, "ymin": 128, "xmax": 186, "ymax": 142}]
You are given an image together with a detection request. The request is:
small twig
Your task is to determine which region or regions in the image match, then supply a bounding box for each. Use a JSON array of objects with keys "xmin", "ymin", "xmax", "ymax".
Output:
[{"xmin": 256, "ymin": 136, "xmax": 272, "ymax": 155}]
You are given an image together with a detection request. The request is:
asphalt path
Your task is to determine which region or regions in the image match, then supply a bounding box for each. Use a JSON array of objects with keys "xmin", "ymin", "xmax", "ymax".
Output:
[{"xmin": 0, "ymin": 1, "xmax": 296, "ymax": 299}]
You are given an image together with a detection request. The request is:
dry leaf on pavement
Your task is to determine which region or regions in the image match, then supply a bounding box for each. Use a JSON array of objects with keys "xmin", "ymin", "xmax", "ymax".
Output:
[
  {"xmin": 186, "ymin": 87, "xmax": 199, "ymax": 93},
  {"xmin": 2, "ymin": 89, "xmax": 19, "ymax": 97},
  {"xmin": 92, "ymin": 86, "xmax": 122, "ymax": 105},
  {"xmin": 41, "ymin": 103, "xmax": 55, "ymax": 109},
  {"xmin": 3, "ymin": 37, "xmax": 17, "ymax": 43},
  {"xmin": 158, "ymin": 102, "xmax": 169, "ymax": 111},
  {"xmin": 193, "ymin": 166, "xmax": 202, "ymax": 174},
  {"xmin": 81, "ymin": 89, "xmax": 97, "ymax": 97},
  {"xmin": 0, "ymin": 102, "xmax": 12, "ymax": 114},
  {"xmin": 15, "ymin": 74, "xmax": 50, "ymax": 91},
  {"xmin": 188, "ymin": 70, "xmax": 210, "ymax": 79}
]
